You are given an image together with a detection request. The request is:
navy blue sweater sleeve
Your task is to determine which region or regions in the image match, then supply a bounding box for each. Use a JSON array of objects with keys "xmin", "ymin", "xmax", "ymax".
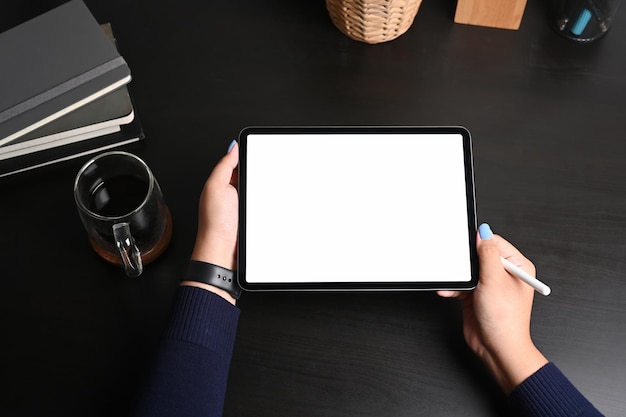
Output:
[
  {"xmin": 508, "ymin": 362, "xmax": 604, "ymax": 417},
  {"xmin": 131, "ymin": 286, "xmax": 240, "ymax": 417}
]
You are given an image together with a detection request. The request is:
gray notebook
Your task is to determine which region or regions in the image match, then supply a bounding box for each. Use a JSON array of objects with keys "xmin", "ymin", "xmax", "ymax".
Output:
[{"xmin": 0, "ymin": 0, "xmax": 131, "ymax": 146}]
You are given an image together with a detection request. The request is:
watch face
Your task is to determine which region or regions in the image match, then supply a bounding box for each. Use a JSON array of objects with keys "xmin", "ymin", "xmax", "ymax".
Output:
[{"xmin": 237, "ymin": 126, "xmax": 478, "ymax": 292}]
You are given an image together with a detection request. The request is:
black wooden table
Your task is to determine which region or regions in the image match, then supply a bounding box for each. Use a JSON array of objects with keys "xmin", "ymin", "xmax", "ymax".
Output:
[{"xmin": 2, "ymin": 1, "xmax": 625, "ymax": 415}]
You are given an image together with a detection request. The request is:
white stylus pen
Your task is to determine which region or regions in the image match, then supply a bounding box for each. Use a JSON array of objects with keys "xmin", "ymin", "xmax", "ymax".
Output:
[{"xmin": 500, "ymin": 256, "xmax": 551, "ymax": 296}]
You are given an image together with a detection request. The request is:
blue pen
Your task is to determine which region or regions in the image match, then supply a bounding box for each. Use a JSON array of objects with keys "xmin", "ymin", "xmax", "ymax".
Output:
[{"xmin": 571, "ymin": 7, "xmax": 592, "ymax": 36}]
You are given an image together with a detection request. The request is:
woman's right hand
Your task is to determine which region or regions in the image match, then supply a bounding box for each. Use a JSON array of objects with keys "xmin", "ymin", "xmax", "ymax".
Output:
[{"xmin": 438, "ymin": 224, "xmax": 548, "ymax": 394}]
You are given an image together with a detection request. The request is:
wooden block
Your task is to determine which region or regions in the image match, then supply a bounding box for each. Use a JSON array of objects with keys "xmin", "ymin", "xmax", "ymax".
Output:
[{"xmin": 454, "ymin": 0, "xmax": 527, "ymax": 30}]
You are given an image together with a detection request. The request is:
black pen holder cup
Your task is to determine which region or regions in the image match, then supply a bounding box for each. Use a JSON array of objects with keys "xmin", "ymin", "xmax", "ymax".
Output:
[{"xmin": 550, "ymin": 0, "xmax": 622, "ymax": 42}]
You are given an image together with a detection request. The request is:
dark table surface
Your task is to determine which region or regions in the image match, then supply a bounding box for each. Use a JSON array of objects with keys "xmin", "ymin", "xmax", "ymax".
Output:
[{"xmin": 2, "ymin": 1, "xmax": 626, "ymax": 416}]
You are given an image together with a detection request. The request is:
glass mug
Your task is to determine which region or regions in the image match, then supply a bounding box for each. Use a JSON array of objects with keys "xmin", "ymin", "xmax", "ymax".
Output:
[{"xmin": 74, "ymin": 151, "xmax": 172, "ymax": 277}]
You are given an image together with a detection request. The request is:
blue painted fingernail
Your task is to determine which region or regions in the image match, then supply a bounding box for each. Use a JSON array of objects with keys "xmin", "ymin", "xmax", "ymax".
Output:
[
  {"xmin": 478, "ymin": 223, "xmax": 493, "ymax": 240},
  {"xmin": 227, "ymin": 140, "xmax": 237, "ymax": 153}
]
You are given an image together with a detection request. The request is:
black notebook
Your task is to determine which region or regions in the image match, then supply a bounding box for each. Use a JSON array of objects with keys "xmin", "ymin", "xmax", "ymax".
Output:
[{"xmin": 0, "ymin": 0, "xmax": 131, "ymax": 146}]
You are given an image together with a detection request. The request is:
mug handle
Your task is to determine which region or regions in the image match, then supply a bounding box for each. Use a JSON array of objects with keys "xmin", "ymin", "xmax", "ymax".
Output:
[{"xmin": 113, "ymin": 223, "xmax": 143, "ymax": 277}]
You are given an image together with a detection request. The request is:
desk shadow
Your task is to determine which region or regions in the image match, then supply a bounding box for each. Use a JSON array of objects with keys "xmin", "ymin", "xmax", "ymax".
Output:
[{"xmin": 434, "ymin": 296, "xmax": 509, "ymax": 416}]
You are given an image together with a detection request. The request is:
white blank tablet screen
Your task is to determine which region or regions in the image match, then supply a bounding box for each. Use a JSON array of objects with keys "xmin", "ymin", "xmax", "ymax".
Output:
[{"xmin": 243, "ymin": 132, "xmax": 474, "ymax": 284}]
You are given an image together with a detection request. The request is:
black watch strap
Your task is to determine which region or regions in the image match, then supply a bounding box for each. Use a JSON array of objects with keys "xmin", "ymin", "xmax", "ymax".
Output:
[{"xmin": 184, "ymin": 260, "xmax": 242, "ymax": 299}]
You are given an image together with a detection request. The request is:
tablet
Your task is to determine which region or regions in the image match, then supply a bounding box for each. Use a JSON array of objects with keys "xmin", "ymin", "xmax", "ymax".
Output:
[{"xmin": 238, "ymin": 126, "xmax": 478, "ymax": 292}]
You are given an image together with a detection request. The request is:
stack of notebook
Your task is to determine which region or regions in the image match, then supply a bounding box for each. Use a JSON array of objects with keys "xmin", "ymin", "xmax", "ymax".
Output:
[{"xmin": 0, "ymin": 0, "xmax": 144, "ymax": 178}]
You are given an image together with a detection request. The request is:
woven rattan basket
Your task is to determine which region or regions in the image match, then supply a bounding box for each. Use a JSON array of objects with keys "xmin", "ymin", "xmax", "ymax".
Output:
[{"xmin": 326, "ymin": 0, "xmax": 423, "ymax": 44}]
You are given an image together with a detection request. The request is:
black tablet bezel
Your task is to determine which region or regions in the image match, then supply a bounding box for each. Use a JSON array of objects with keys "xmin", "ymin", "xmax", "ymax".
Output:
[{"xmin": 237, "ymin": 126, "xmax": 478, "ymax": 292}]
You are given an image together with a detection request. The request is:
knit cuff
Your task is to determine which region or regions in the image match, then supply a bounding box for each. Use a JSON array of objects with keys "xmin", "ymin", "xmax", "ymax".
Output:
[
  {"xmin": 164, "ymin": 286, "xmax": 240, "ymax": 355},
  {"xmin": 508, "ymin": 362, "xmax": 599, "ymax": 417}
]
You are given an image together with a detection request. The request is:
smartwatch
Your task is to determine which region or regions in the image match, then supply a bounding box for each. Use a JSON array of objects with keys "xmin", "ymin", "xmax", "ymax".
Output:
[{"xmin": 183, "ymin": 260, "xmax": 242, "ymax": 299}]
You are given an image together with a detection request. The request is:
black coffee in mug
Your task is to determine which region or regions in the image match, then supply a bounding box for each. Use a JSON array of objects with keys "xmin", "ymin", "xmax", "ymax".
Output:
[{"xmin": 87, "ymin": 175, "xmax": 149, "ymax": 217}]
